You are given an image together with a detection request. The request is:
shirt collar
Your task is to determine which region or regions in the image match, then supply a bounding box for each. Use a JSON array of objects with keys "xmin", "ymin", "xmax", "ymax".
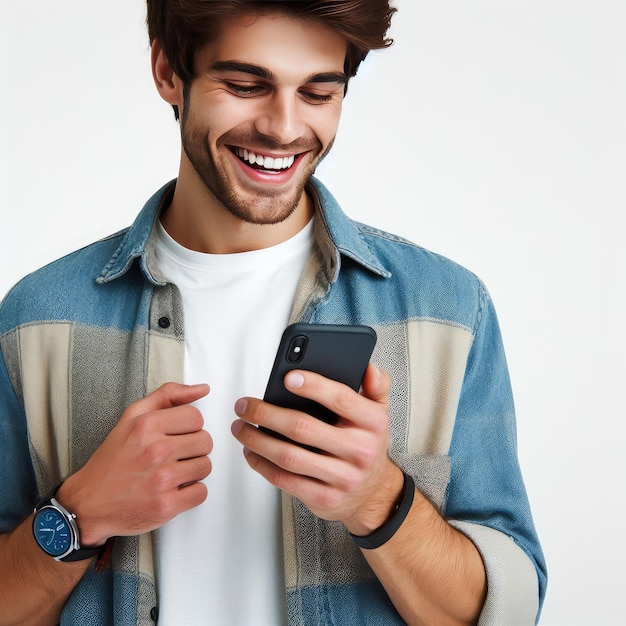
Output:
[{"xmin": 97, "ymin": 177, "xmax": 391, "ymax": 286}]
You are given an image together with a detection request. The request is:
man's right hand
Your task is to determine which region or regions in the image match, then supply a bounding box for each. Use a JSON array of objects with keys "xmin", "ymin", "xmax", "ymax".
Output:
[
  {"xmin": 56, "ymin": 382, "xmax": 212, "ymax": 547},
  {"xmin": 0, "ymin": 383, "xmax": 211, "ymax": 626}
]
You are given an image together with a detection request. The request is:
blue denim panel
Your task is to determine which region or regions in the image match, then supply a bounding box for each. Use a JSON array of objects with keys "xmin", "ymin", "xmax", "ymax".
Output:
[
  {"xmin": 62, "ymin": 570, "xmax": 157, "ymax": 626},
  {"xmin": 316, "ymin": 248, "xmax": 479, "ymax": 329},
  {"xmin": 288, "ymin": 580, "xmax": 404, "ymax": 626},
  {"xmin": 62, "ymin": 569, "xmax": 115, "ymax": 626},
  {"xmin": 0, "ymin": 346, "xmax": 36, "ymax": 531},
  {"xmin": 0, "ymin": 239, "xmax": 151, "ymax": 334}
]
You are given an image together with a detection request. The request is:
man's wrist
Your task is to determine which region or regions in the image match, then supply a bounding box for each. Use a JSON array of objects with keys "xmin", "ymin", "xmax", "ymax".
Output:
[
  {"xmin": 350, "ymin": 472, "xmax": 415, "ymax": 550},
  {"xmin": 55, "ymin": 476, "xmax": 107, "ymax": 548},
  {"xmin": 344, "ymin": 463, "xmax": 405, "ymax": 537}
]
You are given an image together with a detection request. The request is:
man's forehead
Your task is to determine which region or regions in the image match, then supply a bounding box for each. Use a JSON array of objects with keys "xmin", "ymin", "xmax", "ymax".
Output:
[{"xmin": 194, "ymin": 11, "xmax": 348, "ymax": 80}]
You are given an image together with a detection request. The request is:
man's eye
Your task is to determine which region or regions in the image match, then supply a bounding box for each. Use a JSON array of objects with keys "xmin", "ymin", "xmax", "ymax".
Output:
[
  {"xmin": 224, "ymin": 82, "xmax": 263, "ymax": 96},
  {"xmin": 301, "ymin": 91, "xmax": 335, "ymax": 104}
]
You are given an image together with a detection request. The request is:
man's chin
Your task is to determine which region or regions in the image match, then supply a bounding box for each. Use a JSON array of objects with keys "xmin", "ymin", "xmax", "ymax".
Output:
[
  {"xmin": 216, "ymin": 168, "xmax": 313, "ymax": 225},
  {"xmin": 220, "ymin": 192, "xmax": 305, "ymax": 226}
]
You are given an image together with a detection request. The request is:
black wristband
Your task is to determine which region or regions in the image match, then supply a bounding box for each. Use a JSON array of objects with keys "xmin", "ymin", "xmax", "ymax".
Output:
[{"xmin": 350, "ymin": 472, "xmax": 415, "ymax": 550}]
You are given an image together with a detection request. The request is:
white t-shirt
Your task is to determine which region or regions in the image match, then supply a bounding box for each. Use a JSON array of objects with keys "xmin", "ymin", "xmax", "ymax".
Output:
[{"xmin": 152, "ymin": 219, "xmax": 314, "ymax": 626}]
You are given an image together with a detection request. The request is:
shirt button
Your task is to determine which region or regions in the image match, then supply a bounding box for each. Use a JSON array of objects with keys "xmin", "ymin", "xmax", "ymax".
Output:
[
  {"xmin": 158, "ymin": 316, "xmax": 171, "ymax": 329},
  {"xmin": 150, "ymin": 606, "xmax": 159, "ymax": 622}
]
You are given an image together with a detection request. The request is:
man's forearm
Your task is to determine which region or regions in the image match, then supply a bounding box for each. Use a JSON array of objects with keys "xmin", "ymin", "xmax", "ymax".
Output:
[
  {"xmin": 359, "ymin": 488, "xmax": 487, "ymax": 626},
  {"xmin": 0, "ymin": 515, "xmax": 90, "ymax": 626}
]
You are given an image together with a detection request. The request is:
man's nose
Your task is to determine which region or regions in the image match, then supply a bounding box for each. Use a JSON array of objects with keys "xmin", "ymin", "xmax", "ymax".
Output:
[{"xmin": 254, "ymin": 91, "xmax": 306, "ymax": 146}]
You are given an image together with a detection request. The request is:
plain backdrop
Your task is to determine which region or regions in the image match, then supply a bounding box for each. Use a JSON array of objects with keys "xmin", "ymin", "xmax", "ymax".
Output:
[{"xmin": 1, "ymin": 1, "xmax": 625, "ymax": 624}]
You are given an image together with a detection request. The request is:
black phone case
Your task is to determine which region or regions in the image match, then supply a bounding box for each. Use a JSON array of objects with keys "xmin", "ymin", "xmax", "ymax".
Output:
[{"xmin": 263, "ymin": 323, "xmax": 377, "ymax": 426}]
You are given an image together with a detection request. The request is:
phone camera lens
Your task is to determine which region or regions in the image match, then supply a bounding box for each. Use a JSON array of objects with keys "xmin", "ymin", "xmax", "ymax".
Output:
[{"xmin": 287, "ymin": 336, "xmax": 308, "ymax": 363}]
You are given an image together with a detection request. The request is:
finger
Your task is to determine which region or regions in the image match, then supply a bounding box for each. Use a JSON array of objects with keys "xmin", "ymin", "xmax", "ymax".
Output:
[
  {"xmin": 173, "ymin": 430, "xmax": 213, "ymax": 460},
  {"xmin": 233, "ymin": 397, "xmax": 381, "ymax": 470},
  {"xmin": 282, "ymin": 370, "xmax": 386, "ymax": 431},
  {"xmin": 233, "ymin": 399, "xmax": 351, "ymax": 458},
  {"xmin": 177, "ymin": 481, "xmax": 209, "ymax": 510},
  {"xmin": 149, "ymin": 455, "xmax": 213, "ymax": 494},
  {"xmin": 141, "ymin": 429, "xmax": 213, "ymax": 467},
  {"xmin": 129, "ymin": 403, "xmax": 207, "ymax": 437},
  {"xmin": 360, "ymin": 364, "xmax": 391, "ymax": 406},
  {"xmin": 241, "ymin": 448, "xmax": 347, "ymax": 515},
  {"xmin": 237, "ymin": 427, "xmax": 359, "ymax": 492},
  {"xmin": 162, "ymin": 480, "xmax": 209, "ymax": 520},
  {"xmin": 176, "ymin": 455, "xmax": 212, "ymax": 487},
  {"xmin": 123, "ymin": 382, "xmax": 210, "ymax": 421}
]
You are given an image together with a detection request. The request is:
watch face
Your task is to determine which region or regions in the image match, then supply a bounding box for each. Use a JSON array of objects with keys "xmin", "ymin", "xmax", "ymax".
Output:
[{"xmin": 34, "ymin": 507, "xmax": 72, "ymax": 557}]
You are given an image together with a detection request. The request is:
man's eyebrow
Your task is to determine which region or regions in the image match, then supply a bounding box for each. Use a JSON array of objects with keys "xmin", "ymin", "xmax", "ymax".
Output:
[
  {"xmin": 209, "ymin": 61, "xmax": 275, "ymax": 80},
  {"xmin": 209, "ymin": 61, "xmax": 347, "ymax": 85},
  {"xmin": 306, "ymin": 72, "xmax": 348, "ymax": 86}
]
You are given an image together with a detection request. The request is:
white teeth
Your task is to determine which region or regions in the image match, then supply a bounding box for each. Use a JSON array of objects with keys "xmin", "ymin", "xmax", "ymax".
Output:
[{"xmin": 234, "ymin": 147, "xmax": 295, "ymax": 170}]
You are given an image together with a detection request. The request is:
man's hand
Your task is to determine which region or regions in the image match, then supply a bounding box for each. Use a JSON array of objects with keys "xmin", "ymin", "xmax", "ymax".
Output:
[
  {"xmin": 230, "ymin": 364, "xmax": 404, "ymax": 532},
  {"xmin": 57, "ymin": 382, "xmax": 213, "ymax": 547},
  {"xmin": 231, "ymin": 367, "xmax": 487, "ymax": 625}
]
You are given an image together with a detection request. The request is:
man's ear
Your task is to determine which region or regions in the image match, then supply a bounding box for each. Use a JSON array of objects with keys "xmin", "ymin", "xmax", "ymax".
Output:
[{"xmin": 151, "ymin": 39, "xmax": 184, "ymax": 110}]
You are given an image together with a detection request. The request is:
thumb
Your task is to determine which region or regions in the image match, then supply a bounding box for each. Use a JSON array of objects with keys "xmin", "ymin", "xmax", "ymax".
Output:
[
  {"xmin": 123, "ymin": 382, "xmax": 210, "ymax": 420},
  {"xmin": 361, "ymin": 364, "xmax": 390, "ymax": 406}
]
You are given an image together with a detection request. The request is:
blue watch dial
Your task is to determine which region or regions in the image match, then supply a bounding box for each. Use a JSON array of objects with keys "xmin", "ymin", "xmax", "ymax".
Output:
[{"xmin": 34, "ymin": 507, "xmax": 72, "ymax": 557}]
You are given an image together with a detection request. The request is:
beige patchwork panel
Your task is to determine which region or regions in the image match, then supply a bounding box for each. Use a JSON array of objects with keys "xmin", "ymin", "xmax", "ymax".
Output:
[
  {"xmin": 283, "ymin": 494, "xmax": 374, "ymax": 590},
  {"xmin": 147, "ymin": 333, "xmax": 184, "ymax": 393},
  {"xmin": 288, "ymin": 251, "xmax": 328, "ymax": 325},
  {"xmin": 281, "ymin": 492, "xmax": 299, "ymax": 590},
  {"xmin": 369, "ymin": 319, "xmax": 472, "ymax": 456},
  {"xmin": 18, "ymin": 323, "xmax": 73, "ymax": 488},
  {"xmin": 405, "ymin": 319, "xmax": 473, "ymax": 456},
  {"xmin": 70, "ymin": 325, "xmax": 149, "ymax": 471}
]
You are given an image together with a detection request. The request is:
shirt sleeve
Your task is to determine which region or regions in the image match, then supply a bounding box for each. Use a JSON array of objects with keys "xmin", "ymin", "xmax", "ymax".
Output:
[{"xmin": 445, "ymin": 282, "xmax": 547, "ymax": 625}]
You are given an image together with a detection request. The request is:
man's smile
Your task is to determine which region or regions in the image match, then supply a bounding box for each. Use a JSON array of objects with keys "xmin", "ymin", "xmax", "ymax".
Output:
[{"xmin": 229, "ymin": 146, "xmax": 298, "ymax": 173}]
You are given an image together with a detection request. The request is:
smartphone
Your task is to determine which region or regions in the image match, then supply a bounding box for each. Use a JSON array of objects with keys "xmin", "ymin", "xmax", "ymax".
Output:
[{"xmin": 262, "ymin": 323, "xmax": 377, "ymax": 434}]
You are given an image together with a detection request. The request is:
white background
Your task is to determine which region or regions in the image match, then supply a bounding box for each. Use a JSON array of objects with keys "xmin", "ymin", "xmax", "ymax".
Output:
[{"xmin": 1, "ymin": 1, "xmax": 624, "ymax": 624}]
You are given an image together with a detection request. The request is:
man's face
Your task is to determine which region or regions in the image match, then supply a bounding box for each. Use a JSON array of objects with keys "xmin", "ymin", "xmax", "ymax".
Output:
[{"xmin": 179, "ymin": 13, "xmax": 348, "ymax": 225}]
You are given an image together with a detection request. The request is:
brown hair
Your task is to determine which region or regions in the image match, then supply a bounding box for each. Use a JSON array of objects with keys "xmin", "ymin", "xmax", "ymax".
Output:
[{"xmin": 147, "ymin": 0, "xmax": 396, "ymax": 117}]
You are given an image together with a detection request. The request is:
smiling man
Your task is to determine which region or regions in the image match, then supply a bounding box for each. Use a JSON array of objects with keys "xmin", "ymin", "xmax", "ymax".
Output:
[{"xmin": 0, "ymin": 2, "xmax": 546, "ymax": 625}]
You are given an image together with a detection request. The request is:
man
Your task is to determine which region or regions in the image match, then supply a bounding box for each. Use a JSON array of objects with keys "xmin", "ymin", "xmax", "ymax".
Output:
[{"xmin": 0, "ymin": 1, "xmax": 546, "ymax": 624}]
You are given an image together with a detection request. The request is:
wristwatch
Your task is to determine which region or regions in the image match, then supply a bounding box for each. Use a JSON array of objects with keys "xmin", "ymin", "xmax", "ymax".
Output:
[{"xmin": 32, "ymin": 485, "xmax": 101, "ymax": 562}]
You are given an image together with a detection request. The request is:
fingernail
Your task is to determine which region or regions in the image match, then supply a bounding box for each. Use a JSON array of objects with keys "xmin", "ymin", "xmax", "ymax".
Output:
[
  {"xmin": 234, "ymin": 398, "xmax": 248, "ymax": 415},
  {"xmin": 285, "ymin": 371, "xmax": 304, "ymax": 389},
  {"xmin": 231, "ymin": 420, "xmax": 243, "ymax": 436}
]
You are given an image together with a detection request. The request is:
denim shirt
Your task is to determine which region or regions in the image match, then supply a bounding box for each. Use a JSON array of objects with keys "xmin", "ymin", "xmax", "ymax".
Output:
[{"xmin": 0, "ymin": 177, "xmax": 546, "ymax": 625}]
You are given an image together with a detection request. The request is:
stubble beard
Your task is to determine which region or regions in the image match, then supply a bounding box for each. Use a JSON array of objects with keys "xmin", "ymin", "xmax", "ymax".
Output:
[{"xmin": 180, "ymin": 112, "xmax": 332, "ymax": 226}]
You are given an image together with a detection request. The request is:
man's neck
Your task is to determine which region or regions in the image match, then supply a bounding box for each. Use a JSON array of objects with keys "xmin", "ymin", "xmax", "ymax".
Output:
[{"xmin": 160, "ymin": 168, "xmax": 314, "ymax": 255}]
